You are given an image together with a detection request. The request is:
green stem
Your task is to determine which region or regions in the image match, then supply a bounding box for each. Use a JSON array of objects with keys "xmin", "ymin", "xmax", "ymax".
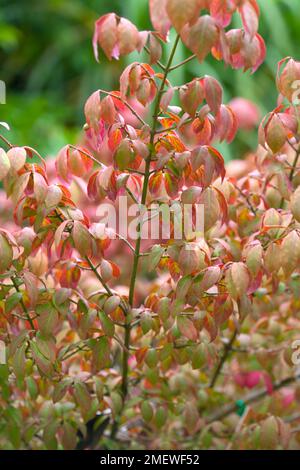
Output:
[
  {"xmin": 11, "ymin": 277, "xmax": 35, "ymax": 330},
  {"xmin": 209, "ymin": 329, "xmax": 237, "ymax": 388},
  {"xmin": 169, "ymin": 53, "xmax": 196, "ymax": 72},
  {"xmin": 85, "ymin": 256, "xmax": 114, "ymax": 297},
  {"xmin": 111, "ymin": 34, "xmax": 181, "ymax": 440}
]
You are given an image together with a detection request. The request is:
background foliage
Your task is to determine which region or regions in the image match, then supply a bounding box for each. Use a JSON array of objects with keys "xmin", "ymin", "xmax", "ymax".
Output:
[{"xmin": 1, "ymin": 0, "xmax": 300, "ymax": 159}]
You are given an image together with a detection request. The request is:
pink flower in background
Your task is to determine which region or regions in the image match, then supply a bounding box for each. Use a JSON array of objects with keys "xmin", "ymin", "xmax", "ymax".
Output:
[
  {"xmin": 229, "ymin": 97, "xmax": 260, "ymax": 130},
  {"xmin": 234, "ymin": 371, "xmax": 273, "ymax": 394}
]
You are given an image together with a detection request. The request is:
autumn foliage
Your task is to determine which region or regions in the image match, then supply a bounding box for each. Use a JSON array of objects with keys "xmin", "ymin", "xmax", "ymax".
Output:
[{"xmin": 1, "ymin": 0, "xmax": 300, "ymax": 450}]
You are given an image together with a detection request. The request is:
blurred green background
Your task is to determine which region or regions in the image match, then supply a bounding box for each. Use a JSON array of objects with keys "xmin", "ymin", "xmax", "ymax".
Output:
[{"xmin": 0, "ymin": 0, "xmax": 299, "ymax": 161}]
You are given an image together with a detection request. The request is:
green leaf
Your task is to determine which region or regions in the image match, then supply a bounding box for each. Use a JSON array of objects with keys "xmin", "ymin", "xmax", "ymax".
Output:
[
  {"xmin": 53, "ymin": 378, "xmax": 72, "ymax": 403},
  {"xmin": 148, "ymin": 244, "xmax": 164, "ymax": 271},
  {"xmin": 145, "ymin": 348, "xmax": 158, "ymax": 368},
  {"xmin": 5, "ymin": 292, "xmax": 22, "ymax": 314},
  {"xmin": 74, "ymin": 381, "xmax": 92, "ymax": 420},
  {"xmin": 12, "ymin": 342, "xmax": 27, "ymax": 381},
  {"xmin": 176, "ymin": 274, "xmax": 193, "ymax": 300},
  {"xmin": 37, "ymin": 303, "xmax": 59, "ymax": 336},
  {"xmin": 154, "ymin": 406, "xmax": 167, "ymax": 429},
  {"xmin": 141, "ymin": 401, "xmax": 154, "ymax": 422},
  {"xmin": 92, "ymin": 336, "xmax": 111, "ymax": 372},
  {"xmin": 177, "ymin": 315, "xmax": 198, "ymax": 341},
  {"xmin": 99, "ymin": 311, "xmax": 115, "ymax": 337}
]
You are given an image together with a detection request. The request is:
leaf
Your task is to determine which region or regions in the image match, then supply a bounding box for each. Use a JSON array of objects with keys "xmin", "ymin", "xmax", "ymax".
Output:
[
  {"xmin": 92, "ymin": 336, "xmax": 111, "ymax": 372},
  {"xmin": 110, "ymin": 391, "xmax": 123, "ymax": 415},
  {"xmin": 7, "ymin": 147, "xmax": 27, "ymax": 172},
  {"xmin": 277, "ymin": 58, "xmax": 300, "ymax": 102},
  {"xmin": 99, "ymin": 96, "xmax": 116, "ymax": 124},
  {"xmin": 23, "ymin": 271, "xmax": 39, "ymax": 307},
  {"xmin": 177, "ymin": 315, "xmax": 198, "ymax": 341},
  {"xmin": 33, "ymin": 172, "xmax": 48, "ymax": 203},
  {"xmin": 204, "ymin": 314, "xmax": 218, "ymax": 342},
  {"xmin": 55, "ymin": 145, "xmax": 70, "ymax": 182},
  {"xmin": 145, "ymin": 348, "xmax": 158, "ymax": 368},
  {"xmin": 160, "ymin": 86, "xmax": 174, "ymax": 111},
  {"xmin": 148, "ymin": 34, "xmax": 162, "ymax": 65},
  {"xmin": 239, "ymin": 0, "xmax": 259, "ymax": 38},
  {"xmin": 193, "ymin": 266, "xmax": 221, "ymax": 293},
  {"xmin": 179, "ymin": 79, "xmax": 204, "ymax": 117},
  {"xmin": 210, "ymin": 0, "xmax": 232, "ymax": 27},
  {"xmin": 45, "ymin": 185, "xmax": 63, "ymax": 208},
  {"xmin": 291, "ymin": 186, "xmax": 300, "ymax": 222},
  {"xmin": 0, "ymin": 121, "xmax": 10, "ymax": 131},
  {"xmin": 43, "ymin": 421, "xmax": 59, "ymax": 450},
  {"xmin": 99, "ymin": 311, "xmax": 115, "ymax": 337},
  {"xmin": 114, "ymin": 139, "xmax": 135, "ymax": 170},
  {"xmin": 30, "ymin": 340, "xmax": 53, "ymax": 377},
  {"xmin": 192, "ymin": 344, "xmax": 206, "ymax": 369},
  {"xmin": 176, "ymin": 274, "xmax": 193, "ymax": 300},
  {"xmin": 166, "ymin": 0, "xmax": 200, "ymax": 32},
  {"xmin": 280, "ymin": 230, "xmax": 300, "ymax": 277},
  {"xmin": 178, "ymin": 245, "xmax": 206, "ymax": 275},
  {"xmin": 148, "ymin": 244, "xmax": 164, "ymax": 271},
  {"xmin": 61, "ymin": 422, "xmax": 77, "ymax": 450},
  {"xmin": 0, "ymin": 233, "xmax": 13, "ymax": 274},
  {"xmin": 84, "ymin": 91, "xmax": 101, "ymax": 129},
  {"xmin": 204, "ymin": 75, "xmax": 223, "ymax": 115},
  {"xmin": 12, "ymin": 342, "xmax": 27, "ymax": 381},
  {"xmin": 53, "ymin": 378, "xmax": 71, "ymax": 403},
  {"xmin": 199, "ymin": 187, "xmax": 220, "ymax": 231},
  {"xmin": 225, "ymin": 262, "xmax": 250, "ymax": 300},
  {"xmin": 93, "ymin": 14, "xmax": 118, "ymax": 61},
  {"xmin": 245, "ymin": 242, "xmax": 263, "ymax": 277},
  {"xmin": 154, "ymin": 407, "xmax": 167, "ymax": 428},
  {"xmin": 260, "ymin": 417, "xmax": 279, "ymax": 450},
  {"xmin": 164, "ymin": 171, "xmax": 178, "ymax": 197},
  {"xmin": 149, "ymin": 0, "xmax": 171, "ymax": 39},
  {"xmin": 37, "ymin": 303, "xmax": 59, "ymax": 337},
  {"xmin": 5, "ymin": 292, "xmax": 22, "ymax": 314},
  {"xmin": 117, "ymin": 18, "xmax": 139, "ymax": 56},
  {"xmin": 68, "ymin": 148, "xmax": 89, "ymax": 177},
  {"xmin": 149, "ymin": 171, "xmax": 163, "ymax": 197},
  {"xmin": 140, "ymin": 311, "xmax": 153, "ymax": 334},
  {"xmin": 72, "ymin": 221, "xmax": 92, "ymax": 257},
  {"xmin": 74, "ymin": 381, "xmax": 92, "ymax": 420},
  {"xmin": 0, "ymin": 148, "xmax": 10, "ymax": 180},
  {"xmin": 141, "ymin": 401, "xmax": 154, "ymax": 422},
  {"xmin": 53, "ymin": 287, "xmax": 71, "ymax": 307},
  {"xmin": 265, "ymin": 114, "xmax": 286, "ymax": 153},
  {"xmin": 183, "ymin": 15, "xmax": 218, "ymax": 63}
]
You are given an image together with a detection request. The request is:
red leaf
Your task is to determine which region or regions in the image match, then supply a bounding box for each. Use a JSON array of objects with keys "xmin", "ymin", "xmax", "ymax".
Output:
[
  {"xmin": 149, "ymin": 0, "xmax": 171, "ymax": 40},
  {"xmin": 210, "ymin": 0, "xmax": 233, "ymax": 28},
  {"xmin": 117, "ymin": 17, "xmax": 139, "ymax": 56},
  {"xmin": 182, "ymin": 15, "xmax": 219, "ymax": 63},
  {"xmin": 179, "ymin": 79, "xmax": 204, "ymax": 117},
  {"xmin": 204, "ymin": 75, "xmax": 223, "ymax": 115},
  {"xmin": 93, "ymin": 14, "xmax": 118, "ymax": 61},
  {"xmin": 177, "ymin": 315, "xmax": 198, "ymax": 341},
  {"xmin": 166, "ymin": 0, "xmax": 200, "ymax": 33},
  {"xmin": 239, "ymin": 0, "xmax": 259, "ymax": 38}
]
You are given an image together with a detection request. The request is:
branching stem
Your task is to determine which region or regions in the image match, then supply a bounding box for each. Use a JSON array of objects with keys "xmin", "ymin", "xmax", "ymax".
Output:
[{"xmin": 110, "ymin": 34, "xmax": 181, "ymax": 440}]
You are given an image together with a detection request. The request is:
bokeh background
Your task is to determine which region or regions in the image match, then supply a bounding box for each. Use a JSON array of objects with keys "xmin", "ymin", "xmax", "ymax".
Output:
[{"xmin": 0, "ymin": 0, "xmax": 299, "ymax": 161}]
